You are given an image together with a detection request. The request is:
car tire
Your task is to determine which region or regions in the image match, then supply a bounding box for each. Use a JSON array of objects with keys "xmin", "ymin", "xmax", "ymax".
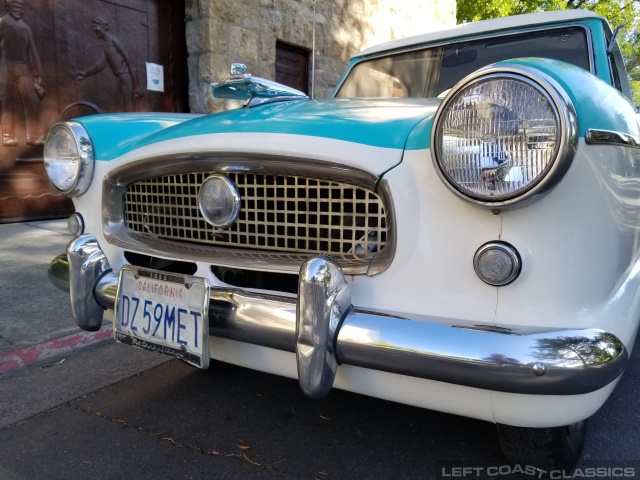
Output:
[{"xmin": 497, "ymin": 420, "xmax": 587, "ymax": 471}]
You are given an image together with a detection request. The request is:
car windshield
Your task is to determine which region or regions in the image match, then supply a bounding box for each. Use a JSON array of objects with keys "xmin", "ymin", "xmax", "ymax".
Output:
[{"xmin": 335, "ymin": 27, "xmax": 590, "ymax": 99}]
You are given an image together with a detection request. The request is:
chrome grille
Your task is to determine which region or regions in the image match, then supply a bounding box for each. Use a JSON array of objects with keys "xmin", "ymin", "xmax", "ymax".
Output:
[{"xmin": 124, "ymin": 172, "xmax": 388, "ymax": 260}]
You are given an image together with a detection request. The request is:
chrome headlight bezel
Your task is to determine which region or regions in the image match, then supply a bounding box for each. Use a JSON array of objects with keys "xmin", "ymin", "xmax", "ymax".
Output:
[
  {"xmin": 44, "ymin": 121, "xmax": 94, "ymax": 196},
  {"xmin": 431, "ymin": 65, "xmax": 577, "ymax": 209}
]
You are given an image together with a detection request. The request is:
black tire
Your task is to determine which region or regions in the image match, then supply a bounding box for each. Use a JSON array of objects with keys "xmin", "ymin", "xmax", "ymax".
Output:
[{"xmin": 497, "ymin": 420, "xmax": 587, "ymax": 471}]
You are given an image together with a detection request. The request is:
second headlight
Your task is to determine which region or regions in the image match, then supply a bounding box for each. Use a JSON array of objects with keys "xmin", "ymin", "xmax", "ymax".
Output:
[
  {"xmin": 44, "ymin": 122, "xmax": 94, "ymax": 196},
  {"xmin": 432, "ymin": 67, "xmax": 576, "ymax": 208}
]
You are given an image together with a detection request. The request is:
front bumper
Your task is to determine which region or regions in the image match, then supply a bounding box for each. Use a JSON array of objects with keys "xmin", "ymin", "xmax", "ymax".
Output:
[{"xmin": 49, "ymin": 234, "xmax": 628, "ymax": 399}]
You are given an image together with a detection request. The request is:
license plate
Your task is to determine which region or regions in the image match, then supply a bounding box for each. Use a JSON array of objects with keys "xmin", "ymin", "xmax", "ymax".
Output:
[{"xmin": 114, "ymin": 266, "xmax": 210, "ymax": 368}]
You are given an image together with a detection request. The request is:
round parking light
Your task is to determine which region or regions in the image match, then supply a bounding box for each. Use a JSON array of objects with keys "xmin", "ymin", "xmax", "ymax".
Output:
[{"xmin": 473, "ymin": 241, "xmax": 522, "ymax": 286}]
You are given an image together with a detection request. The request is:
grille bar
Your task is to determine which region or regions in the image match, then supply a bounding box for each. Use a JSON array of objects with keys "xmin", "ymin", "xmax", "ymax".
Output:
[{"xmin": 125, "ymin": 172, "xmax": 389, "ymax": 261}]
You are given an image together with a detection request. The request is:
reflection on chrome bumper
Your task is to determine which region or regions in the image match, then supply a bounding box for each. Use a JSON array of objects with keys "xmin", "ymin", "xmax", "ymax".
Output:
[{"xmin": 49, "ymin": 234, "xmax": 628, "ymax": 397}]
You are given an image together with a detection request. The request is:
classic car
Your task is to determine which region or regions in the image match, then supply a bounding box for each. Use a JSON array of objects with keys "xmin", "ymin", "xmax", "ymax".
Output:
[{"xmin": 45, "ymin": 9, "xmax": 640, "ymax": 471}]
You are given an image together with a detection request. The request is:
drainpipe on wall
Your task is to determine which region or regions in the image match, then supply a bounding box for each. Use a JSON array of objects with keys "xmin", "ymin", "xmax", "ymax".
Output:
[{"xmin": 311, "ymin": 0, "xmax": 316, "ymax": 99}]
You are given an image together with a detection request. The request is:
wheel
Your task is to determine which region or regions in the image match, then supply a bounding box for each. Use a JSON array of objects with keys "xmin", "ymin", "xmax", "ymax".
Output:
[{"xmin": 497, "ymin": 420, "xmax": 587, "ymax": 471}]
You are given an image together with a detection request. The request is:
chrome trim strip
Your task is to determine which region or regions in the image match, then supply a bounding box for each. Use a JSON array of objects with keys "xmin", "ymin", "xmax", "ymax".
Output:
[
  {"xmin": 334, "ymin": 24, "xmax": 595, "ymax": 97},
  {"xmin": 102, "ymin": 154, "xmax": 396, "ymax": 276},
  {"xmin": 431, "ymin": 65, "xmax": 578, "ymax": 210},
  {"xmin": 368, "ymin": 178, "xmax": 396, "ymax": 276},
  {"xmin": 585, "ymin": 129, "xmax": 640, "ymax": 149},
  {"xmin": 104, "ymin": 153, "xmax": 379, "ymax": 188},
  {"xmin": 50, "ymin": 243, "xmax": 628, "ymax": 395},
  {"xmin": 296, "ymin": 257, "xmax": 351, "ymax": 399}
]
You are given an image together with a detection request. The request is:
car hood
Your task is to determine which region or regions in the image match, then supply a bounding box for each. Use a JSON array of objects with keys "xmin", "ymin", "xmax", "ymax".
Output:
[
  {"xmin": 134, "ymin": 98, "xmax": 440, "ymax": 152},
  {"xmin": 78, "ymin": 98, "xmax": 439, "ymax": 163}
]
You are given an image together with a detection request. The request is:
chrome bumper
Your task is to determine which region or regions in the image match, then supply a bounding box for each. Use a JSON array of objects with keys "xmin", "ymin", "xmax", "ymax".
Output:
[{"xmin": 49, "ymin": 234, "xmax": 629, "ymax": 398}]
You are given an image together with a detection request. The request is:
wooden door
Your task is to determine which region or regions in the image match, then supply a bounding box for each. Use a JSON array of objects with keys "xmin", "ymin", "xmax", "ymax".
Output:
[
  {"xmin": 275, "ymin": 42, "xmax": 309, "ymax": 94},
  {"xmin": 0, "ymin": 0, "xmax": 188, "ymax": 223}
]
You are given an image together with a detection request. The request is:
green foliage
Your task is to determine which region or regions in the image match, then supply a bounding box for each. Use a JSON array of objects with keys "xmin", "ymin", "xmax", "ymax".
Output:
[
  {"xmin": 456, "ymin": 0, "xmax": 640, "ymax": 104},
  {"xmin": 630, "ymin": 80, "xmax": 640, "ymax": 104},
  {"xmin": 457, "ymin": 0, "xmax": 563, "ymax": 22}
]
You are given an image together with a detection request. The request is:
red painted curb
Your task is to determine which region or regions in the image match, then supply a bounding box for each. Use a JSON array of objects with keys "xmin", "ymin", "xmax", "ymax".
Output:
[{"xmin": 0, "ymin": 325, "xmax": 113, "ymax": 375}]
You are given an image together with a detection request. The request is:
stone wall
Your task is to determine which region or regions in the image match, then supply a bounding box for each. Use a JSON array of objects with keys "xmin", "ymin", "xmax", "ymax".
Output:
[{"xmin": 185, "ymin": 0, "xmax": 456, "ymax": 113}]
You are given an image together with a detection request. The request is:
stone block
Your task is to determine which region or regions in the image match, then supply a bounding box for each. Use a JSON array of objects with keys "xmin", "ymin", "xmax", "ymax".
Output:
[
  {"xmin": 259, "ymin": 34, "xmax": 276, "ymax": 64},
  {"xmin": 185, "ymin": 0, "xmax": 198, "ymax": 19},
  {"xmin": 228, "ymin": 26, "xmax": 259, "ymax": 62},
  {"xmin": 252, "ymin": 63, "xmax": 274, "ymax": 79},
  {"xmin": 208, "ymin": 96, "xmax": 225, "ymax": 113},
  {"xmin": 240, "ymin": 4, "xmax": 265, "ymax": 32},
  {"xmin": 188, "ymin": 82, "xmax": 211, "ymax": 114},
  {"xmin": 198, "ymin": 52, "xmax": 232, "ymax": 83},
  {"xmin": 346, "ymin": 0, "xmax": 365, "ymax": 18},
  {"xmin": 187, "ymin": 55, "xmax": 201, "ymax": 84},
  {"xmin": 281, "ymin": 11, "xmax": 294, "ymax": 42},
  {"xmin": 263, "ymin": 9, "xmax": 284, "ymax": 37},
  {"xmin": 315, "ymin": 87, "xmax": 334, "ymax": 99},
  {"xmin": 189, "ymin": 0, "xmax": 217, "ymax": 18},
  {"xmin": 186, "ymin": 18, "xmax": 227, "ymax": 54},
  {"xmin": 212, "ymin": 0, "xmax": 244, "ymax": 24},
  {"xmin": 293, "ymin": 14, "xmax": 314, "ymax": 49}
]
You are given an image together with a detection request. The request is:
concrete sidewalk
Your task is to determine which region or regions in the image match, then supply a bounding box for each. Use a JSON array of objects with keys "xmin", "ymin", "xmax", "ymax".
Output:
[{"xmin": 0, "ymin": 219, "xmax": 113, "ymax": 377}]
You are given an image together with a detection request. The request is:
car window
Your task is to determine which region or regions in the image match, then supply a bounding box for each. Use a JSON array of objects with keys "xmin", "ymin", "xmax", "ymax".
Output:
[
  {"xmin": 336, "ymin": 27, "xmax": 591, "ymax": 99},
  {"xmin": 605, "ymin": 25, "xmax": 633, "ymax": 99}
]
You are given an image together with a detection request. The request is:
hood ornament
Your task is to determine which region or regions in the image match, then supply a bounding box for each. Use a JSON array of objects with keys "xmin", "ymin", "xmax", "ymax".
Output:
[{"xmin": 211, "ymin": 63, "xmax": 309, "ymax": 108}]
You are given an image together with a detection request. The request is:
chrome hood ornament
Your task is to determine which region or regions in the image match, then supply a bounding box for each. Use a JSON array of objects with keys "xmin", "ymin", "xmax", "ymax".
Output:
[{"xmin": 211, "ymin": 63, "xmax": 309, "ymax": 108}]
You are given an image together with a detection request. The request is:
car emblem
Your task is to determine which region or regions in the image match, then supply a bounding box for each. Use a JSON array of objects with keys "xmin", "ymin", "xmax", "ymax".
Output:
[{"xmin": 198, "ymin": 175, "xmax": 241, "ymax": 228}]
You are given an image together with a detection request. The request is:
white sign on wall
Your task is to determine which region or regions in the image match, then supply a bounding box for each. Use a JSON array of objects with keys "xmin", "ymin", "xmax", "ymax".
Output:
[{"xmin": 146, "ymin": 63, "xmax": 165, "ymax": 92}]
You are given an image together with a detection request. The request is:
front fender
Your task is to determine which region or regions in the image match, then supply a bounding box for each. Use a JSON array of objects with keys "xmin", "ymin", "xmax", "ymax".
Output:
[
  {"xmin": 491, "ymin": 58, "xmax": 639, "ymax": 138},
  {"xmin": 74, "ymin": 113, "xmax": 202, "ymax": 161}
]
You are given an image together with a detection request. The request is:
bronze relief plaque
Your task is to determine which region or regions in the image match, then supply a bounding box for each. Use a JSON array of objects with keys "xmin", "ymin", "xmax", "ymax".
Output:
[{"xmin": 0, "ymin": 0, "xmax": 186, "ymax": 222}]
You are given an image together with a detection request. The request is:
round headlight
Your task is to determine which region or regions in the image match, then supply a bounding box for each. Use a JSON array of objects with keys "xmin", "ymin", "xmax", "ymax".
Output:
[
  {"xmin": 433, "ymin": 68, "xmax": 576, "ymax": 208},
  {"xmin": 198, "ymin": 175, "xmax": 241, "ymax": 228},
  {"xmin": 44, "ymin": 122, "xmax": 94, "ymax": 196}
]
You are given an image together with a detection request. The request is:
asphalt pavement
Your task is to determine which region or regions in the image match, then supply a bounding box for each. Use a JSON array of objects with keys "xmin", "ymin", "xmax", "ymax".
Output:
[
  {"xmin": 0, "ymin": 219, "xmax": 115, "ymax": 376},
  {"xmin": 0, "ymin": 218, "xmax": 169, "ymax": 431}
]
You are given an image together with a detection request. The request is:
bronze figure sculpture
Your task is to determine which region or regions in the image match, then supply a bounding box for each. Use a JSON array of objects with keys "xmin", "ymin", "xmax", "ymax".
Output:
[
  {"xmin": 0, "ymin": 0, "xmax": 45, "ymax": 147},
  {"xmin": 73, "ymin": 16, "xmax": 143, "ymax": 112}
]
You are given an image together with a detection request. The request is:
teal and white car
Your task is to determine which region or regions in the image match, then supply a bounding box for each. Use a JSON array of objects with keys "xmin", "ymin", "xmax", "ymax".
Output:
[{"xmin": 45, "ymin": 10, "xmax": 640, "ymax": 470}]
